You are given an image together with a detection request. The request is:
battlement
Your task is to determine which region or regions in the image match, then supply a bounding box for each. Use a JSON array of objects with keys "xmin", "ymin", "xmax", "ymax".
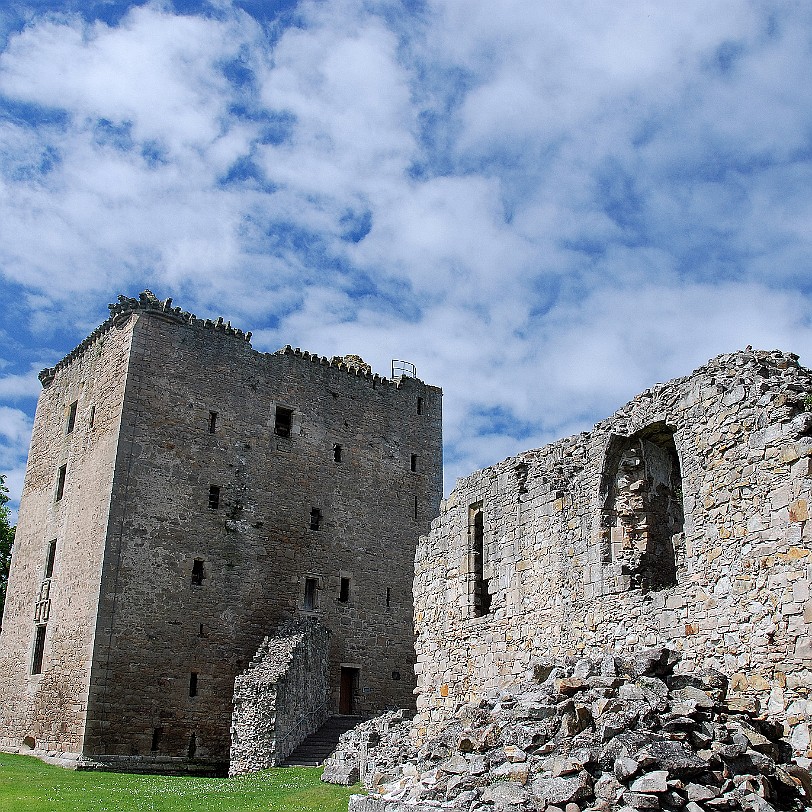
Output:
[
  {"xmin": 39, "ymin": 290, "xmax": 253, "ymax": 388},
  {"xmin": 39, "ymin": 291, "xmax": 427, "ymax": 393}
]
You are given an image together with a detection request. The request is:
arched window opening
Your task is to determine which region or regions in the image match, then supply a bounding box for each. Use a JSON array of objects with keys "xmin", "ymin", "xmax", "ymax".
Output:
[{"xmin": 601, "ymin": 423, "xmax": 683, "ymax": 591}]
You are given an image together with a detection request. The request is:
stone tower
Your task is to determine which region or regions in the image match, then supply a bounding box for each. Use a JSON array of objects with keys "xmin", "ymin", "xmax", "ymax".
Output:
[{"xmin": 0, "ymin": 291, "xmax": 442, "ymax": 774}]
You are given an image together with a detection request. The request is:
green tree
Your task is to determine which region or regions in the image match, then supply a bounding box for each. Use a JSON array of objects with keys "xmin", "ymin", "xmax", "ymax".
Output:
[{"xmin": 0, "ymin": 475, "xmax": 15, "ymax": 625}]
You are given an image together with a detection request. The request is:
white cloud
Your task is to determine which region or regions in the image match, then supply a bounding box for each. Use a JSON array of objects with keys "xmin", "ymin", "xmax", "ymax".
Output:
[{"xmin": 0, "ymin": 0, "xmax": 811, "ymax": 497}]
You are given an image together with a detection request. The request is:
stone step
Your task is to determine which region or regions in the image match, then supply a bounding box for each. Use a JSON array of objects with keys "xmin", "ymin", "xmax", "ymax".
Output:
[{"xmin": 282, "ymin": 715, "xmax": 362, "ymax": 767}]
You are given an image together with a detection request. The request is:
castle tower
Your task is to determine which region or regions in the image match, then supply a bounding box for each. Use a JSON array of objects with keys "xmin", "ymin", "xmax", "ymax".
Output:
[{"xmin": 0, "ymin": 291, "xmax": 442, "ymax": 773}]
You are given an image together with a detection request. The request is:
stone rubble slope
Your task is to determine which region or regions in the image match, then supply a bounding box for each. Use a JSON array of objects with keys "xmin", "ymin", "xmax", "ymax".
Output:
[{"xmin": 325, "ymin": 649, "xmax": 812, "ymax": 812}]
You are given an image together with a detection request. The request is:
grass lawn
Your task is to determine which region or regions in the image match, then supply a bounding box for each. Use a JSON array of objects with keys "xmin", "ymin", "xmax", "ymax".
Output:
[{"xmin": 0, "ymin": 753, "xmax": 361, "ymax": 812}]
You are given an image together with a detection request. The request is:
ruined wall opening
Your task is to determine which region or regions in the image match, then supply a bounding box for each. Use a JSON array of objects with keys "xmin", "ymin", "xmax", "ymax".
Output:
[
  {"xmin": 600, "ymin": 423, "xmax": 683, "ymax": 591},
  {"xmin": 191, "ymin": 559, "xmax": 205, "ymax": 586}
]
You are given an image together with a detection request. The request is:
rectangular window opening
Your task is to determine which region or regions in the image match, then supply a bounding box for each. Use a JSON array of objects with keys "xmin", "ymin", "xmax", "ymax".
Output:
[
  {"xmin": 303, "ymin": 577, "xmax": 318, "ymax": 610},
  {"xmin": 189, "ymin": 672, "xmax": 198, "ymax": 697},
  {"xmin": 274, "ymin": 406, "xmax": 293, "ymax": 438},
  {"xmin": 89, "ymin": 405, "xmax": 96, "ymax": 429},
  {"xmin": 410, "ymin": 454, "xmax": 418, "ymax": 472},
  {"xmin": 208, "ymin": 411, "xmax": 218, "ymax": 434},
  {"xmin": 386, "ymin": 587, "xmax": 391, "ymax": 608},
  {"xmin": 413, "ymin": 495, "xmax": 418, "ymax": 522},
  {"xmin": 55, "ymin": 465, "xmax": 67, "ymax": 502},
  {"xmin": 191, "ymin": 559, "xmax": 205, "ymax": 586},
  {"xmin": 339, "ymin": 577, "xmax": 350, "ymax": 603},
  {"xmin": 333, "ymin": 443, "xmax": 342, "ymax": 462},
  {"xmin": 31, "ymin": 625, "xmax": 47, "ymax": 675},
  {"xmin": 208, "ymin": 485, "xmax": 220, "ymax": 510},
  {"xmin": 417, "ymin": 396, "xmax": 423, "ymax": 415},
  {"xmin": 309, "ymin": 507, "xmax": 322, "ymax": 531},
  {"xmin": 188, "ymin": 732, "xmax": 197, "ymax": 759},
  {"xmin": 44, "ymin": 540, "xmax": 57, "ymax": 579},
  {"xmin": 151, "ymin": 727, "xmax": 163, "ymax": 753},
  {"xmin": 66, "ymin": 401, "xmax": 78, "ymax": 434}
]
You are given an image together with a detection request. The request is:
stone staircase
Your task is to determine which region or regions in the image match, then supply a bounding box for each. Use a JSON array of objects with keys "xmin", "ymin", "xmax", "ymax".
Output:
[{"xmin": 282, "ymin": 715, "xmax": 362, "ymax": 767}]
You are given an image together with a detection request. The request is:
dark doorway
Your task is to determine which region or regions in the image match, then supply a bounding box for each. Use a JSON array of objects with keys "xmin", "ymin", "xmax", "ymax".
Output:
[{"xmin": 339, "ymin": 667, "xmax": 359, "ymax": 715}]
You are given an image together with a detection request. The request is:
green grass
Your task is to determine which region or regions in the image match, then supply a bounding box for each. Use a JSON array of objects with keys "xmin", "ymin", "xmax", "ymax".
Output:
[{"xmin": 0, "ymin": 753, "xmax": 361, "ymax": 812}]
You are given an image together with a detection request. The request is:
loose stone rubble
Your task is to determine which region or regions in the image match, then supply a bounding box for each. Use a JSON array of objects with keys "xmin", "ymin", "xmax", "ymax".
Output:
[{"xmin": 327, "ymin": 649, "xmax": 812, "ymax": 812}]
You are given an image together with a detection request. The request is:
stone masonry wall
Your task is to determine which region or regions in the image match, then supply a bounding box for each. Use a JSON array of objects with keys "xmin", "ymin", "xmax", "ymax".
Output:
[
  {"xmin": 0, "ymin": 314, "xmax": 135, "ymax": 760},
  {"xmin": 413, "ymin": 349, "xmax": 812, "ymax": 760},
  {"xmin": 229, "ymin": 617, "xmax": 329, "ymax": 775}
]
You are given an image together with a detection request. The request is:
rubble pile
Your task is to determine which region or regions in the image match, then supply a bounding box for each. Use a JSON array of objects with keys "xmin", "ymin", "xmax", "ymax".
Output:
[{"xmin": 327, "ymin": 649, "xmax": 811, "ymax": 812}]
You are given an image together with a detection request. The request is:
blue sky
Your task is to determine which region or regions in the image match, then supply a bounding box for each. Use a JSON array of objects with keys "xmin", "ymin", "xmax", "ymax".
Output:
[{"xmin": 1, "ymin": 0, "xmax": 812, "ymax": 515}]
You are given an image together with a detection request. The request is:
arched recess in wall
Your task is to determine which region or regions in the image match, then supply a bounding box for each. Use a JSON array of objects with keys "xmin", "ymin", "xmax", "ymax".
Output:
[{"xmin": 599, "ymin": 422, "xmax": 684, "ymax": 591}]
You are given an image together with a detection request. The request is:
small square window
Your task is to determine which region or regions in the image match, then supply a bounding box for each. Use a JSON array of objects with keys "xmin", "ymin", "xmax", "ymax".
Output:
[
  {"xmin": 66, "ymin": 401, "xmax": 78, "ymax": 434},
  {"xmin": 274, "ymin": 406, "xmax": 293, "ymax": 438},
  {"xmin": 208, "ymin": 485, "xmax": 220, "ymax": 509}
]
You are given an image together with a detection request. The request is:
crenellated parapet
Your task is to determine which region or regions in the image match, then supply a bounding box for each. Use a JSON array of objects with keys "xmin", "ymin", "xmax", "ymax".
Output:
[
  {"xmin": 38, "ymin": 290, "xmax": 253, "ymax": 388},
  {"xmin": 274, "ymin": 345, "xmax": 419, "ymax": 389}
]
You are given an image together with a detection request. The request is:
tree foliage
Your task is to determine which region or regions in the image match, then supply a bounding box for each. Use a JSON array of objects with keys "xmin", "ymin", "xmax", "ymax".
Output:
[{"xmin": 0, "ymin": 475, "xmax": 15, "ymax": 625}]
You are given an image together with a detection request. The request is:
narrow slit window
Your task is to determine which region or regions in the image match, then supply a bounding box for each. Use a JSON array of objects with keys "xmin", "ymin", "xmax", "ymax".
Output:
[
  {"xmin": 303, "ymin": 577, "xmax": 318, "ymax": 610},
  {"xmin": 31, "ymin": 625, "xmax": 47, "ymax": 675},
  {"xmin": 88, "ymin": 405, "xmax": 96, "ymax": 429},
  {"xmin": 417, "ymin": 396, "xmax": 423, "ymax": 415},
  {"xmin": 471, "ymin": 504, "xmax": 491, "ymax": 617},
  {"xmin": 274, "ymin": 406, "xmax": 293, "ymax": 438},
  {"xmin": 339, "ymin": 577, "xmax": 350, "ymax": 603},
  {"xmin": 208, "ymin": 411, "xmax": 218, "ymax": 434},
  {"xmin": 386, "ymin": 587, "xmax": 391, "ymax": 608},
  {"xmin": 189, "ymin": 672, "xmax": 198, "ymax": 697},
  {"xmin": 208, "ymin": 485, "xmax": 220, "ymax": 510},
  {"xmin": 188, "ymin": 733, "xmax": 197, "ymax": 758},
  {"xmin": 333, "ymin": 443, "xmax": 342, "ymax": 462},
  {"xmin": 44, "ymin": 540, "xmax": 57, "ymax": 579},
  {"xmin": 66, "ymin": 401, "xmax": 78, "ymax": 434},
  {"xmin": 413, "ymin": 495, "xmax": 418, "ymax": 521},
  {"xmin": 151, "ymin": 728, "xmax": 163, "ymax": 753},
  {"xmin": 410, "ymin": 454, "xmax": 418, "ymax": 472},
  {"xmin": 55, "ymin": 465, "xmax": 67, "ymax": 502},
  {"xmin": 309, "ymin": 508, "xmax": 322, "ymax": 531},
  {"xmin": 191, "ymin": 559, "xmax": 205, "ymax": 586}
]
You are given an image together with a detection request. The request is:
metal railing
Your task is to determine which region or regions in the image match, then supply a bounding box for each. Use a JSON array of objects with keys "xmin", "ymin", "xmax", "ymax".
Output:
[{"xmin": 391, "ymin": 359, "xmax": 417, "ymax": 379}]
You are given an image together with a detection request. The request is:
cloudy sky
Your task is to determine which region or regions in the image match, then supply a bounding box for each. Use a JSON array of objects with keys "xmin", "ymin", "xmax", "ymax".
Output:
[{"xmin": 1, "ymin": 0, "xmax": 811, "ymax": 515}]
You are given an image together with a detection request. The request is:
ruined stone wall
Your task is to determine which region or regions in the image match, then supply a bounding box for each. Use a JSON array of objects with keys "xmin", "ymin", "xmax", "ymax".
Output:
[
  {"xmin": 0, "ymin": 315, "xmax": 135, "ymax": 759},
  {"xmin": 413, "ymin": 349, "xmax": 812, "ymax": 758},
  {"xmin": 77, "ymin": 302, "xmax": 440, "ymax": 772},
  {"xmin": 229, "ymin": 617, "xmax": 329, "ymax": 775}
]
